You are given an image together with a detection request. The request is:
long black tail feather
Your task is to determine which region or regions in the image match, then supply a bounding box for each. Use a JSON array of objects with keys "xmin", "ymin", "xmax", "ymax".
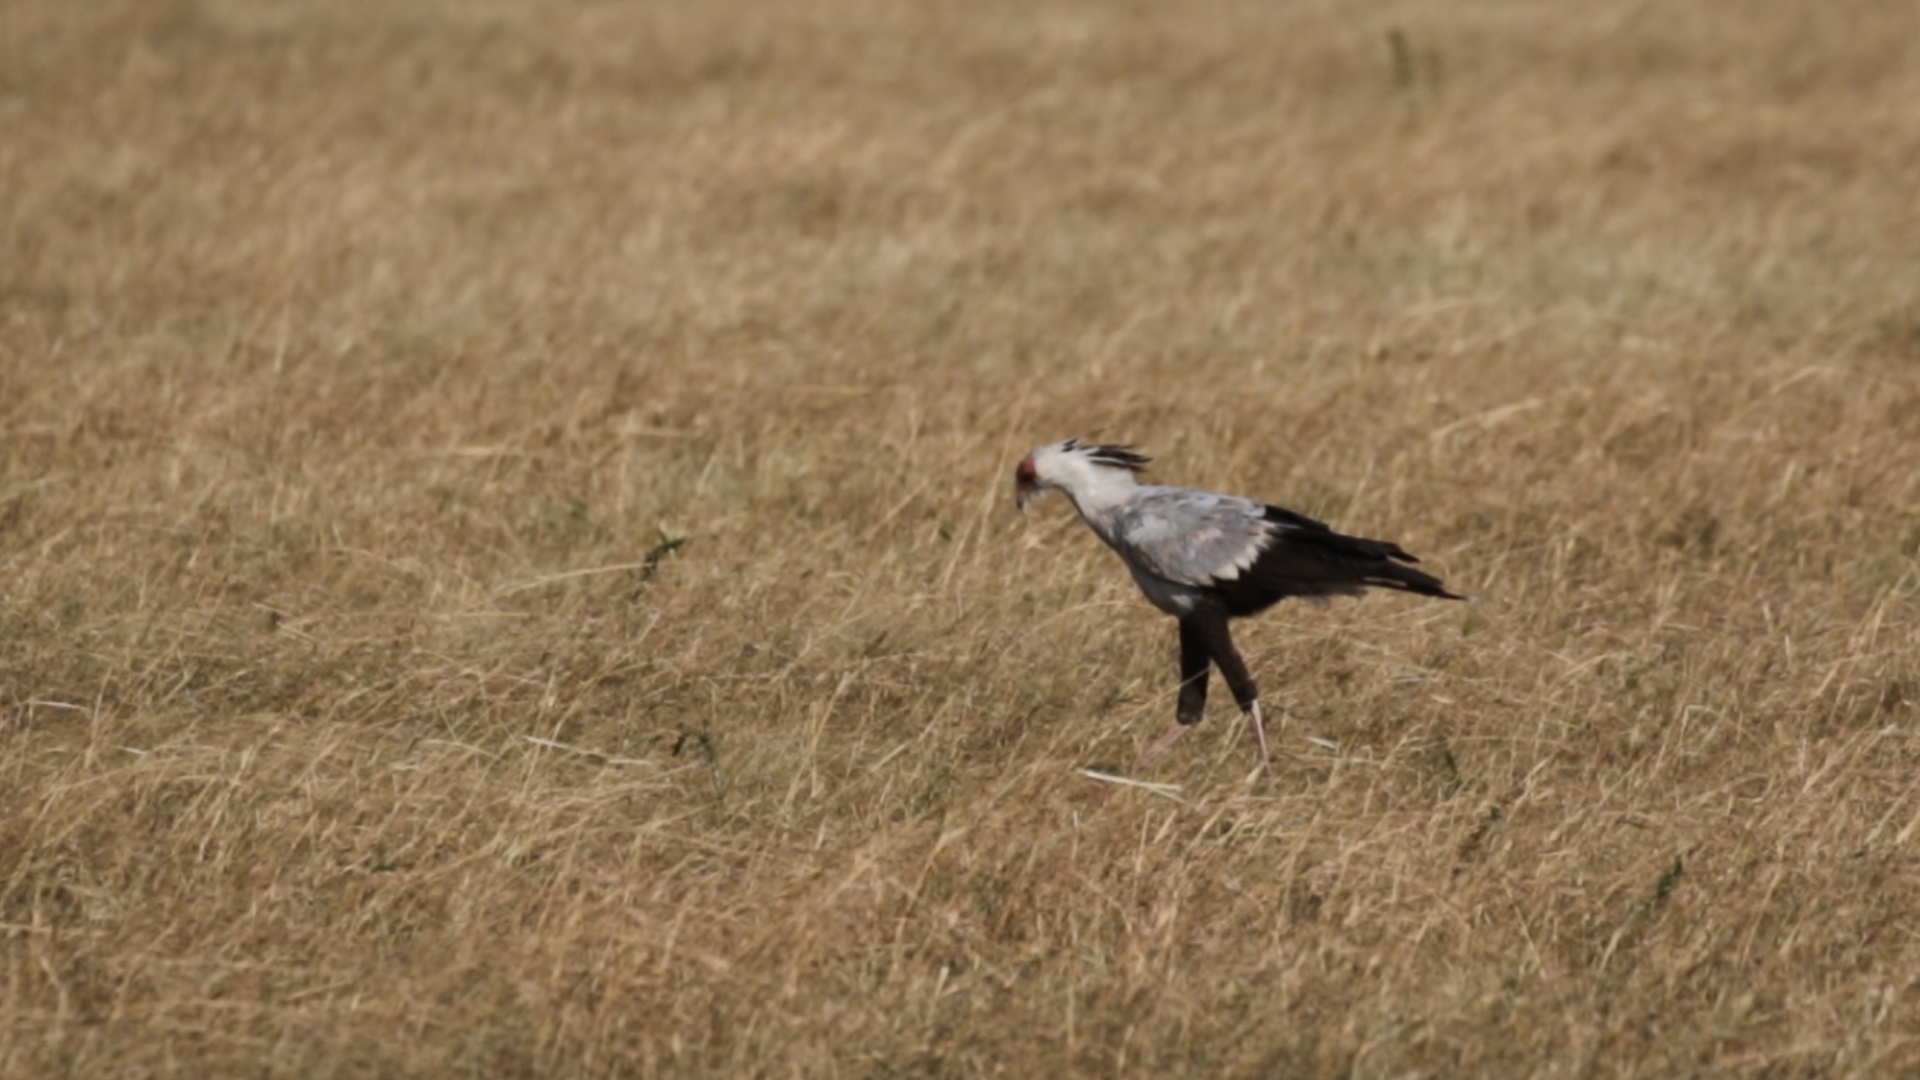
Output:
[
  {"xmin": 1216, "ymin": 505, "xmax": 1464, "ymax": 614},
  {"xmin": 1356, "ymin": 559, "xmax": 1463, "ymax": 600}
]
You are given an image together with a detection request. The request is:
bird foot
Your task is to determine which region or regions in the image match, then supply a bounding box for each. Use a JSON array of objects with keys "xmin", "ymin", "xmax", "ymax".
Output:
[
  {"xmin": 1137, "ymin": 722, "xmax": 1193, "ymax": 770},
  {"xmin": 1247, "ymin": 701, "xmax": 1273, "ymax": 775}
]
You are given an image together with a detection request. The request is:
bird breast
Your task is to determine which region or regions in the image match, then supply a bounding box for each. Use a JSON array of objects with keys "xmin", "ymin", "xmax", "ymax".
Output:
[{"xmin": 1124, "ymin": 561, "xmax": 1204, "ymax": 616}]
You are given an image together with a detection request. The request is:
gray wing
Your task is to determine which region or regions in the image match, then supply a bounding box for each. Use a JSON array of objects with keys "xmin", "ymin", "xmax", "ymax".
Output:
[{"xmin": 1112, "ymin": 487, "xmax": 1281, "ymax": 587}]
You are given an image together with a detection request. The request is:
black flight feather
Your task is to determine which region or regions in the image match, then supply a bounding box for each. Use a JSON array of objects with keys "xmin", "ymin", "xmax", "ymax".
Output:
[{"xmin": 1212, "ymin": 503, "xmax": 1463, "ymax": 616}]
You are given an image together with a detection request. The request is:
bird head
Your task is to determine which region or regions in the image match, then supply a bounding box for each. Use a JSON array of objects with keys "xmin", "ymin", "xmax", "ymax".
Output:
[{"xmin": 1014, "ymin": 437, "xmax": 1151, "ymax": 511}]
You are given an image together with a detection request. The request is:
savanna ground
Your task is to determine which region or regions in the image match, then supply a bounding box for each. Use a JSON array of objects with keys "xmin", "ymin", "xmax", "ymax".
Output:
[{"xmin": 4, "ymin": 0, "xmax": 1920, "ymax": 1076}]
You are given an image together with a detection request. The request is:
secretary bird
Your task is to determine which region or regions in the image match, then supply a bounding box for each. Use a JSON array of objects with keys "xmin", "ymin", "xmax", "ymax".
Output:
[{"xmin": 1014, "ymin": 438, "xmax": 1462, "ymax": 772}]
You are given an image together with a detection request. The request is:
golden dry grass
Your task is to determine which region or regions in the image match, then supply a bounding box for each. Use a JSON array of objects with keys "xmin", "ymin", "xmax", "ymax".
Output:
[{"xmin": 5, "ymin": 0, "xmax": 1920, "ymax": 1075}]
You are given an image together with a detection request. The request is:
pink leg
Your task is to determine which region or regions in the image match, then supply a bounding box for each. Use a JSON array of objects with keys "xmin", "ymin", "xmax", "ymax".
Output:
[
  {"xmin": 1138, "ymin": 723, "xmax": 1193, "ymax": 768},
  {"xmin": 1185, "ymin": 603, "xmax": 1269, "ymax": 774},
  {"xmin": 1247, "ymin": 701, "xmax": 1272, "ymax": 774}
]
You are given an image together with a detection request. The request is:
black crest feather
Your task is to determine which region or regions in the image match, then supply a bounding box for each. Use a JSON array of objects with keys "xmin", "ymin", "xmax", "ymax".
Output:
[{"xmin": 1076, "ymin": 441, "xmax": 1151, "ymax": 473}]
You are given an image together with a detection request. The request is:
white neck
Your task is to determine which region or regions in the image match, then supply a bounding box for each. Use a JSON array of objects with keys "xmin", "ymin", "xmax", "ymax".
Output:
[{"xmin": 1053, "ymin": 459, "xmax": 1139, "ymax": 539}]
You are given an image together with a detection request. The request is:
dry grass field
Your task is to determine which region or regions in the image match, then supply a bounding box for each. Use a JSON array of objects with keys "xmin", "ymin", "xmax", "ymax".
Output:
[{"xmin": 5, "ymin": 0, "xmax": 1920, "ymax": 1075}]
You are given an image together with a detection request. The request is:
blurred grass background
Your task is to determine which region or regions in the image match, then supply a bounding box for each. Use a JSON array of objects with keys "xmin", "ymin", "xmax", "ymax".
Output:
[{"xmin": 3, "ymin": 1, "xmax": 1920, "ymax": 1076}]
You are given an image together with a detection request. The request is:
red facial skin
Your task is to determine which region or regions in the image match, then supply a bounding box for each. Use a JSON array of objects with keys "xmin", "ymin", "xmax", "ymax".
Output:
[{"xmin": 1014, "ymin": 457, "xmax": 1038, "ymax": 499}]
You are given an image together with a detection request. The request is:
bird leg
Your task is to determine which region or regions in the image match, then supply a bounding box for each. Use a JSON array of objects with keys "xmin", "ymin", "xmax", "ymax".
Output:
[
  {"xmin": 1139, "ymin": 617, "xmax": 1212, "ymax": 768},
  {"xmin": 1245, "ymin": 700, "xmax": 1272, "ymax": 771},
  {"xmin": 1139, "ymin": 722, "xmax": 1192, "ymax": 767},
  {"xmin": 1192, "ymin": 605, "xmax": 1272, "ymax": 773}
]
